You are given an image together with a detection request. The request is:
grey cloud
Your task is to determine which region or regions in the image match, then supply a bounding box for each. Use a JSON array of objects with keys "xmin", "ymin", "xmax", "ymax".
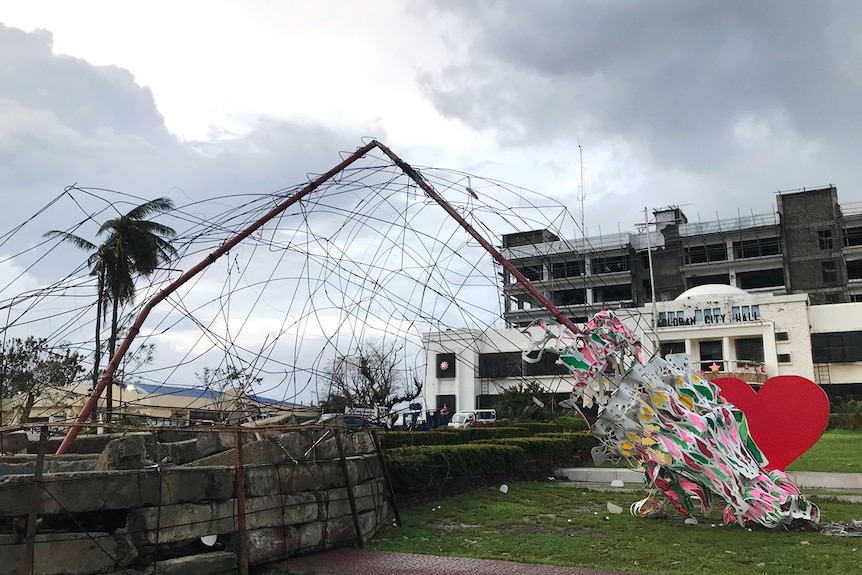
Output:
[
  {"xmin": 0, "ymin": 24, "xmax": 382, "ymax": 267},
  {"xmin": 423, "ymin": 1, "xmax": 862, "ymax": 170},
  {"xmin": 0, "ymin": 25, "xmax": 170, "ymax": 142}
]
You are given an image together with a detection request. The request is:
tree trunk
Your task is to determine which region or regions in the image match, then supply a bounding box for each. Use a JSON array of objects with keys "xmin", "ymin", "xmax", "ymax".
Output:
[
  {"xmin": 91, "ymin": 269, "xmax": 104, "ymax": 423},
  {"xmin": 106, "ymin": 296, "xmax": 120, "ymax": 423},
  {"xmin": 17, "ymin": 391, "xmax": 36, "ymax": 425}
]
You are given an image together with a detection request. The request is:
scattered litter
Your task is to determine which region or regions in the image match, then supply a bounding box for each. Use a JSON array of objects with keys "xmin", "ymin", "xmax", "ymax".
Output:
[
  {"xmin": 604, "ymin": 516, "xmax": 610, "ymax": 520},
  {"xmin": 606, "ymin": 502, "xmax": 623, "ymax": 514},
  {"xmin": 684, "ymin": 517, "xmax": 698, "ymax": 525},
  {"xmin": 499, "ymin": 484, "xmax": 509, "ymax": 494},
  {"xmin": 200, "ymin": 535, "xmax": 217, "ymax": 547},
  {"xmin": 610, "ymin": 479, "xmax": 625, "ymax": 488},
  {"xmin": 820, "ymin": 520, "xmax": 862, "ymax": 537}
]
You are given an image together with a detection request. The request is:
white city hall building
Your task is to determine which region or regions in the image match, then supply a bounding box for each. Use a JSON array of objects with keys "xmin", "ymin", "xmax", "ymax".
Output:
[{"xmin": 422, "ymin": 284, "xmax": 862, "ymax": 415}]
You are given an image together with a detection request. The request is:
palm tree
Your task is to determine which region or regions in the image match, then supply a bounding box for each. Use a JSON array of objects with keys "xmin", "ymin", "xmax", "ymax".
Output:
[
  {"xmin": 46, "ymin": 197, "xmax": 178, "ymax": 421},
  {"xmin": 41, "ymin": 232, "xmax": 105, "ymax": 421}
]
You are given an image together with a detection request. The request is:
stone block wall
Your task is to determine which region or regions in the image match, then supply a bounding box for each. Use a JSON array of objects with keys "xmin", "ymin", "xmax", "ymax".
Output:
[{"xmin": 0, "ymin": 427, "xmax": 390, "ymax": 575}]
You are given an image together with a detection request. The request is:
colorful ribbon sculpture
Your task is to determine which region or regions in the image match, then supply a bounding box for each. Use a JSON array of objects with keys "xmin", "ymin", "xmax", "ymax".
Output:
[{"xmin": 522, "ymin": 310, "xmax": 819, "ymax": 529}]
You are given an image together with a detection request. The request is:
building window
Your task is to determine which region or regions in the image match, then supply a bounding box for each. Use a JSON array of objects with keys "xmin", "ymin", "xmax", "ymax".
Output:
[
  {"xmin": 658, "ymin": 311, "xmax": 687, "ymax": 327},
  {"xmin": 437, "ymin": 394, "xmax": 456, "ymax": 415},
  {"xmin": 737, "ymin": 268, "xmax": 784, "ymax": 289},
  {"xmin": 516, "ymin": 264, "xmax": 543, "ymax": 282},
  {"xmin": 687, "ymin": 273, "xmax": 730, "ymax": 288},
  {"xmin": 478, "ymin": 352, "xmax": 523, "ymax": 378},
  {"xmin": 818, "ymin": 229, "xmax": 834, "ymax": 250},
  {"xmin": 848, "ymin": 260, "xmax": 862, "ymax": 281},
  {"xmin": 822, "ymin": 260, "xmax": 837, "ymax": 283},
  {"xmin": 730, "ymin": 305, "xmax": 760, "ymax": 321},
  {"xmin": 476, "ymin": 394, "xmax": 497, "ymax": 409},
  {"xmin": 553, "ymin": 288, "xmax": 586, "ymax": 306},
  {"xmin": 777, "ymin": 353, "xmax": 792, "ymax": 364},
  {"xmin": 811, "ymin": 331, "xmax": 862, "ymax": 363},
  {"xmin": 684, "ymin": 243, "xmax": 727, "ymax": 265},
  {"xmin": 699, "ymin": 340, "xmax": 724, "ymax": 371},
  {"xmin": 844, "ymin": 227, "xmax": 862, "ymax": 247},
  {"xmin": 824, "ymin": 292, "xmax": 841, "ymax": 304},
  {"xmin": 734, "ymin": 337, "xmax": 764, "ymax": 369},
  {"xmin": 593, "ymin": 284, "xmax": 632, "ymax": 302},
  {"xmin": 552, "ymin": 260, "xmax": 585, "ymax": 279},
  {"xmin": 775, "ymin": 331, "xmax": 789, "ymax": 342},
  {"xmin": 660, "ymin": 341, "xmax": 686, "ymax": 357},
  {"xmin": 701, "ymin": 307, "xmax": 723, "ymax": 323},
  {"xmin": 523, "ymin": 352, "xmax": 570, "ymax": 377},
  {"xmin": 732, "ymin": 237, "xmax": 781, "ymax": 259},
  {"xmin": 592, "ymin": 255, "xmax": 630, "ymax": 274},
  {"xmin": 436, "ymin": 353, "xmax": 456, "ymax": 379}
]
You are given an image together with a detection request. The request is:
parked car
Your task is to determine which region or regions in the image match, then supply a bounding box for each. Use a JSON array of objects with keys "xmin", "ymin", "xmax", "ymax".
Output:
[{"xmin": 447, "ymin": 409, "xmax": 496, "ymax": 428}]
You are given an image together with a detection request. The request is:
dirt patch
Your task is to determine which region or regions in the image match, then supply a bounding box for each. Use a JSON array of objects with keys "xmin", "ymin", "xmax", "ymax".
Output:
[{"xmin": 432, "ymin": 518, "xmax": 483, "ymax": 532}]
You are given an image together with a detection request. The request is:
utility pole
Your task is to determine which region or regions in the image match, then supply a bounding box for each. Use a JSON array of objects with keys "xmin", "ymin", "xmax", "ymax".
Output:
[{"xmin": 642, "ymin": 207, "xmax": 659, "ymax": 350}]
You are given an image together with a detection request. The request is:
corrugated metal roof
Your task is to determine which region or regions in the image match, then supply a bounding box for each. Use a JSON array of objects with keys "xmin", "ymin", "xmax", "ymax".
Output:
[{"xmin": 132, "ymin": 383, "xmax": 299, "ymax": 406}]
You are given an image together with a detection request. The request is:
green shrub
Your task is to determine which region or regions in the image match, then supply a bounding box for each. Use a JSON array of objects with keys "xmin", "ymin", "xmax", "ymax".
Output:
[
  {"xmin": 385, "ymin": 444, "xmax": 526, "ymax": 494},
  {"xmin": 380, "ymin": 426, "xmax": 529, "ymax": 449},
  {"xmin": 501, "ymin": 418, "xmax": 589, "ymax": 435},
  {"xmin": 828, "ymin": 412, "xmax": 862, "ymax": 430},
  {"xmin": 473, "ymin": 432, "xmax": 598, "ymax": 463},
  {"xmin": 550, "ymin": 415, "xmax": 591, "ymax": 431}
]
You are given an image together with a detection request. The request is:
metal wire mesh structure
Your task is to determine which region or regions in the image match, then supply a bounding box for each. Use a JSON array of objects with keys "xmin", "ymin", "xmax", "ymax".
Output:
[{"xmin": 0, "ymin": 140, "xmax": 632, "ymax": 453}]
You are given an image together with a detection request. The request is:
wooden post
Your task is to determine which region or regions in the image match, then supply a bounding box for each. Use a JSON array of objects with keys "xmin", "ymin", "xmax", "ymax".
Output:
[
  {"xmin": 335, "ymin": 429, "xmax": 363, "ymax": 547},
  {"xmin": 22, "ymin": 427, "xmax": 48, "ymax": 575},
  {"xmin": 234, "ymin": 430, "xmax": 249, "ymax": 575},
  {"xmin": 370, "ymin": 429, "xmax": 402, "ymax": 526}
]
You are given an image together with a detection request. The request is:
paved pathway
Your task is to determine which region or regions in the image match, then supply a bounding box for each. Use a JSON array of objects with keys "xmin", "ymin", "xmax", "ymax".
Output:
[{"xmin": 270, "ymin": 548, "xmax": 639, "ymax": 575}]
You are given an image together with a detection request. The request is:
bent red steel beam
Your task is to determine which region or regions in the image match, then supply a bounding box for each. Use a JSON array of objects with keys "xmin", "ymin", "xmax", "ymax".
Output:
[
  {"xmin": 59, "ymin": 140, "xmax": 578, "ymax": 453},
  {"xmin": 56, "ymin": 142, "xmax": 378, "ymax": 454},
  {"xmin": 371, "ymin": 140, "xmax": 582, "ymax": 336}
]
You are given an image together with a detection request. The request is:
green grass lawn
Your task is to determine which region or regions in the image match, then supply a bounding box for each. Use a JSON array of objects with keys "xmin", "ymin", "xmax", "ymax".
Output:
[
  {"xmin": 788, "ymin": 430, "xmax": 862, "ymax": 473},
  {"xmin": 370, "ymin": 482, "xmax": 862, "ymax": 575}
]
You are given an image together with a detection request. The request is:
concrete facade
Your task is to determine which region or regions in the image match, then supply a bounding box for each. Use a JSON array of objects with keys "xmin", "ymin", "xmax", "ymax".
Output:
[
  {"xmin": 499, "ymin": 186, "xmax": 862, "ymax": 330},
  {"xmin": 423, "ymin": 285, "xmax": 862, "ymax": 414}
]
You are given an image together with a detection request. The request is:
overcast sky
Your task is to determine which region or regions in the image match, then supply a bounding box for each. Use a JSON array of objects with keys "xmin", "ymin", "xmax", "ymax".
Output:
[{"xmin": 3, "ymin": 0, "xmax": 861, "ymax": 405}]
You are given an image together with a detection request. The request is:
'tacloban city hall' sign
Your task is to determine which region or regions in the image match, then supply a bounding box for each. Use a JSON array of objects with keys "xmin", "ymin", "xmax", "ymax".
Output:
[{"xmin": 658, "ymin": 304, "xmax": 761, "ymax": 328}]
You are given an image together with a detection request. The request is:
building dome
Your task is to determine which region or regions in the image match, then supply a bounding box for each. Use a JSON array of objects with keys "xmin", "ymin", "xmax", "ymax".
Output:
[{"xmin": 674, "ymin": 284, "xmax": 749, "ymax": 301}]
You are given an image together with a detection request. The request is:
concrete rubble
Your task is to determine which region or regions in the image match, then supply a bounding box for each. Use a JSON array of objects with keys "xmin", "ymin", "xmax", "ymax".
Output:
[{"xmin": 0, "ymin": 426, "xmax": 391, "ymax": 575}]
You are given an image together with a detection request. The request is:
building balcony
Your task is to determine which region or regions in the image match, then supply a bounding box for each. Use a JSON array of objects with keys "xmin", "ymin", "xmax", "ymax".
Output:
[{"xmin": 699, "ymin": 370, "xmax": 768, "ymax": 385}]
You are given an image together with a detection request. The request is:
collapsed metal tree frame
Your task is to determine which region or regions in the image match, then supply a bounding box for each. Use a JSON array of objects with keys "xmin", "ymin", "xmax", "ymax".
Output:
[{"xmin": 58, "ymin": 140, "xmax": 580, "ymax": 454}]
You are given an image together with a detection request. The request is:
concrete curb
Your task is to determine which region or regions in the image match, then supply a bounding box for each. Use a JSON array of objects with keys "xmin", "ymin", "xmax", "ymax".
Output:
[{"xmin": 555, "ymin": 467, "xmax": 862, "ymax": 491}]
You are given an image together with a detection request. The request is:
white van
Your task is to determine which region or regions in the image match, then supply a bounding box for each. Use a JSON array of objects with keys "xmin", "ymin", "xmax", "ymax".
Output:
[{"xmin": 447, "ymin": 409, "xmax": 496, "ymax": 428}]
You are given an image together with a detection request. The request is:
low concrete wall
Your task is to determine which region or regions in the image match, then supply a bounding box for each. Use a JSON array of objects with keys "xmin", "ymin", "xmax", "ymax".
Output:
[{"xmin": 0, "ymin": 427, "xmax": 391, "ymax": 575}]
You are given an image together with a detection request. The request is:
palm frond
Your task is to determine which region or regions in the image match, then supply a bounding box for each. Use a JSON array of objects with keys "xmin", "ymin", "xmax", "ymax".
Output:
[
  {"xmin": 123, "ymin": 197, "xmax": 175, "ymax": 221},
  {"xmin": 43, "ymin": 230, "xmax": 97, "ymax": 252}
]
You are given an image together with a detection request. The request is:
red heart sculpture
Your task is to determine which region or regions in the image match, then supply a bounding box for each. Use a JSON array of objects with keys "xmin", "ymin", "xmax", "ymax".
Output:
[{"xmin": 713, "ymin": 375, "xmax": 829, "ymax": 471}]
